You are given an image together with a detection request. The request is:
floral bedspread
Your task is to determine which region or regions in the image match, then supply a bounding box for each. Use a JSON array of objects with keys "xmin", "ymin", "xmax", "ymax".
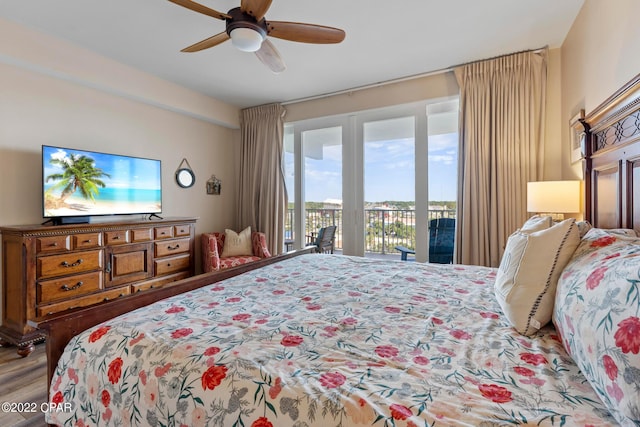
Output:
[{"xmin": 47, "ymin": 254, "xmax": 617, "ymax": 426}]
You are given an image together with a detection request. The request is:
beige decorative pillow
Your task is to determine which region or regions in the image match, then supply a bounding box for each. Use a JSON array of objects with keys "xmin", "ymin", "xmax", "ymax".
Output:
[
  {"xmin": 520, "ymin": 214, "xmax": 553, "ymax": 233},
  {"xmin": 494, "ymin": 218, "xmax": 580, "ymax": 336},
  {"xmin": 221, "ymin": 227, "xmax": 253, "ymax": 257}
]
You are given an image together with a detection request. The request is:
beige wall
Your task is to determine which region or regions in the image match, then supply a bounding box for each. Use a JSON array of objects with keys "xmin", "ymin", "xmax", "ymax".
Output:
[
  {"xmin": 545, "ymin": 48, "xmax": 563, "ymax": 180},
  {"xmin": 0, "ymin": 19, "xmax": 242, "ymax": 283},
  {"xmin": 560, "ymin": 0, "xmax": 640, "ymax": 179},
  {"xmin": 284, "ymin": 72, "xmax": 459, "ymax": 122}
]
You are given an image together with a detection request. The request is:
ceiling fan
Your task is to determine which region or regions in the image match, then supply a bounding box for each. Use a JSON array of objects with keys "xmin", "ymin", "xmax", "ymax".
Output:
[{"xmin": 168, "ymin": 0, "xmax": 346, "ymax": 73}]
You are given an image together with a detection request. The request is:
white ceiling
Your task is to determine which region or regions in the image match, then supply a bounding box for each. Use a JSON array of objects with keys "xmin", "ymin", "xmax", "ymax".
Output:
[{"xmin": 0, "ymin": 0, "xmax": 584, "ymax": 108}]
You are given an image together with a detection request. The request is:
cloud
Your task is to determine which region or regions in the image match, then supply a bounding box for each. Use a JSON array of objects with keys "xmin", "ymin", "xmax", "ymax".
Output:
[
  {"xmin": 382, "ymin": 159, "xmax": 413, "ymax": 170},
  {"xmin": 306, "ymin": 169, "xmax": 340, "ymax": 179},
  {"xmin": 429, "ymin": 155, "xmax": 455, "ymax": 165},
  {"xmin": 428, "ymin": 133, "xmax": 458, "ymax": 152}
]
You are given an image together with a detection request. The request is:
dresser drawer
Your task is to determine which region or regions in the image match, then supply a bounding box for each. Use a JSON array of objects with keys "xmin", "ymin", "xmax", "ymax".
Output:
[
  {"xmin": 73, "ymin": 232, "xmax": 102, "ymax": 249},
  {"xmin": 104, "ymin": 230, "xmax": 130, "ymax": 245},
  {"xmin": 37, "ymin": 250, "xmax": 103, "ymax": 279},
  {"xmin": 37, "ymin": 286, "xmax": 130, "ymax": 317},
  {"xmin": 174, "ymin": 224, "xmax": 191, "ymax": 237},
  {"xmin": 131, "ymin": 228, "xmax": 153, "ymax": 242},
  {"xmin": 131, "ymin": 271, "xmax": 190, "ymax": 293},
  {"xmin": 38, "ymin": 271, "xmax": 103, "ymax": 304},
  {"xmin": 154, "ymin": 238, "xmax": 190, "ymax": 257},
  {"xmin": 155, "ymin": 226, "xmax": 174, "ymax": 239},
  {"xmin": 154, "ymin": 253, "xmax": 190, "ymax": 276},
  {"xmin": 36, "ymin": 235, "xmax": 71, "ymax": 253}
]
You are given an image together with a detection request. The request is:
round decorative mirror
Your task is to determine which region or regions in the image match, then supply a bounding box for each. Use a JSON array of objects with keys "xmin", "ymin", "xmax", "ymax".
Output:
[
  {"xmin": 175, "ymin": 158, "xmax": 195, "ymax": 188},
  {"xmin": 175, "ymin": 168, "xmax": 195, "ymax": 188}
]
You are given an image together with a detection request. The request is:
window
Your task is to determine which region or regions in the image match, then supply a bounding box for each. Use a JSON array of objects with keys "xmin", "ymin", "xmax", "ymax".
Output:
[{"xmin": 284, "ymin": 98, "xmax": 458, "ymax": 260}]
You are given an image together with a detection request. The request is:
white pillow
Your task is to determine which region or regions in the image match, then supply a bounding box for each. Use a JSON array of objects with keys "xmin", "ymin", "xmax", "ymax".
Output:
[
  {"xmin": 495, "ymin": 218, "xmax": 579, "ymax": 336},
  {"xmin": 221, "ymin": 226, "xmax": 253, "ymax": 257}
]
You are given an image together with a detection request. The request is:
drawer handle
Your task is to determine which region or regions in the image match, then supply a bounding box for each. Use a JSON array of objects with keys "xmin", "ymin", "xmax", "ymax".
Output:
[
  {"xmin": 83, "ymin": 239, "xmax": 92, "ymax": 243},
  {"xmin": 113, "ymin": 236, "xmax": 120, "ymax": 240},
  {"xmin": 168, "ymin": 244, "xmax": 180, "ymax": 250},
  {"xmin": 61, "ymin": 281, "xmax": 83, "ymax": 291},
  {"xmin": 49, "ymin": 242, "xmax": 58, "ymax": 247},
  {"xmin": 60, "ymin": 259, "xmax": 83, "ymax": 268}
]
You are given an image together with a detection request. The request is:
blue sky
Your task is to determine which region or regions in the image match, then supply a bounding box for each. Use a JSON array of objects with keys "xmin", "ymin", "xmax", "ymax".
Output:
[
  {"xmin": 285, "ymin": 132, "xmax": 458, "ymax": 203},
  {"xmin": 43, "ymin": 146, "xmax": 161, "ymax": 190}
]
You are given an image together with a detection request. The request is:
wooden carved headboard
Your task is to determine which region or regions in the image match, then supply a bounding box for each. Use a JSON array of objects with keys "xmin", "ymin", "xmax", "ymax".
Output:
[{"xmin": 583, "ymin": 73, "xmax": 640, "ymax": 233}]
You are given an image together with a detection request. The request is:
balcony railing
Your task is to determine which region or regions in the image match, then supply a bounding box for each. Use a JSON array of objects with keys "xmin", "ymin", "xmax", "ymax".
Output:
[{"xmin": 285, "ymin": 208, "xmax": 455, "ymax": 254}]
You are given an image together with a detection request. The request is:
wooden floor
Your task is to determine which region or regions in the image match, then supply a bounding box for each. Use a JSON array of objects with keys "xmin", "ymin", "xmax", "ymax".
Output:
[{"xmin": 0, "ymin": 343, "xmax": 47, "ymax": 427}]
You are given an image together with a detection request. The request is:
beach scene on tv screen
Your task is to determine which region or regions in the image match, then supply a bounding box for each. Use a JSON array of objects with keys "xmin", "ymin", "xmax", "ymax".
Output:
[{"xmin": 43, "ymin": 146, "xmax": 162, "ymax": 217}]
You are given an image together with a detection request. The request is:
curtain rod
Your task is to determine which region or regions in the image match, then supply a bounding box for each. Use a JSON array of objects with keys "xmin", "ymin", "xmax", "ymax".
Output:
[
  {"xmin": 282, "ymin": 46, "xmax": 547, "ymax": 106},
  {"xmin": 449, "ymin": 45, "xmax": 547, "ymax": 69}
]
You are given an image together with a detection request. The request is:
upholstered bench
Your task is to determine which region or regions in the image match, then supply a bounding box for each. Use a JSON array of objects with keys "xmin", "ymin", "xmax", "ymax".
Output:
[{"xmin": 201, "ymin": 228, "xmax": 271, "ymax": 272}]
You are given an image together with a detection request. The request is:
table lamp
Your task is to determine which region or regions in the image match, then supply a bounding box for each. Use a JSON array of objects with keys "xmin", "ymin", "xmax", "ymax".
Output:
[{"xmin": 527, "ymin": 180, "xmax": 581, "ymax": 221}]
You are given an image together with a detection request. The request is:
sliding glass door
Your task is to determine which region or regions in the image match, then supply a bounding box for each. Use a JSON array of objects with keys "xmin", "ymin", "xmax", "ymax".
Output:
[
  {"xmin": 284, "ymin": 119, "xmax": 346, "ymax": 253},
  {"xmin": 363, "ymin": 116, "xmax": 416, "ymax": 256},
  {"xmin": 302, "ymin": 126, "xmax": 343, "ymax": 250},
  {"xmin": 284, "ymin": 98, "xmax": 458, "ymax": 260}
]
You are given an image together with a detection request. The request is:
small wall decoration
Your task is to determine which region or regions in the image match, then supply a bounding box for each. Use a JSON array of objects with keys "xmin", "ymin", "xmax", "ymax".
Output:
[
  {"xmin": 175, "ymin": 158, "xmax": 195, "ymax": 188},
  {"xmin": 570, "ymin": 109, "xmax": 586, "ymax": 163},
  {"xmin": 207, "ymin": 175, "xmax": 221, "ymax": 195}
]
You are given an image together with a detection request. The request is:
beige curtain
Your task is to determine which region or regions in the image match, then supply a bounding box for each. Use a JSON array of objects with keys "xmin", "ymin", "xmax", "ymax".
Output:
[
  {"xmin": 455, "ymin": 49, "xmax": 547, "ymax": 267},
  {"xmin": 238, "ymin": 103, "xmax": 287, "ymax": 255}
]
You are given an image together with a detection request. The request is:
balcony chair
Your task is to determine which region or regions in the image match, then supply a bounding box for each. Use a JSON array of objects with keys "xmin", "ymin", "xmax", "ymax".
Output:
[
  {"xmin": 429, "ymin": 218, "xmax": 455, "ymax": 264},
  {"xmin": 306, "ymin": 225, "xmax": 337, "ymax": 254},
  {"xmin": 201, "ymin": 229, "xmax": 271, "ymax": 272},
  {"xmin": 395, "ymin": 218, "xmax": 455, "ymax": 263}
]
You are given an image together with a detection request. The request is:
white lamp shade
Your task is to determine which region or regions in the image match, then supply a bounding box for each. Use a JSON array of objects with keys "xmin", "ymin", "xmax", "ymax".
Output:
[
  {"xmin": 527, "ymin": 180, "xmax": 581, "ymax": 213},
  {"xmin": 230, "ymin": 27, "xmax": 264, "ymax": 52}
]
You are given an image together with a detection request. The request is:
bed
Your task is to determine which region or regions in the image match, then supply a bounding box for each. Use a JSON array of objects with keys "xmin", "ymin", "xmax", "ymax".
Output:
[{"xmin": 37, "ymin": 74, "xmax": 640, "ymax": 427}]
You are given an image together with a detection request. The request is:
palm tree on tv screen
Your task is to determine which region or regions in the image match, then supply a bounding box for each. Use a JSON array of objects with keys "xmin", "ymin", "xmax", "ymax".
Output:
[{"xmin": 45, "ymin": 154, "xmax": 110, "ymax": 206}]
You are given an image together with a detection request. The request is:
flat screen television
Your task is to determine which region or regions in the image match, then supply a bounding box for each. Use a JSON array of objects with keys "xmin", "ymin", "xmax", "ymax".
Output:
[{"xmin": 42, "ymin": 145, "xmax": 162, "ymax": 224}]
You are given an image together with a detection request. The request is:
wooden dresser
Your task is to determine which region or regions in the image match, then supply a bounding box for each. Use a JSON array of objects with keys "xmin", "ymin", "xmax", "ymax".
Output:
[{"xmin": 0, "ymin": 217, "xmax": 197, "ymax": 356}]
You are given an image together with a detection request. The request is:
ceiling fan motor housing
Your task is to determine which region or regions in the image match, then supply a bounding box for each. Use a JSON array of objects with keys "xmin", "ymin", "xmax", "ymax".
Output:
[{"xmin": 226, "ymin": 7, "xmax": 268, "ymax": 40}]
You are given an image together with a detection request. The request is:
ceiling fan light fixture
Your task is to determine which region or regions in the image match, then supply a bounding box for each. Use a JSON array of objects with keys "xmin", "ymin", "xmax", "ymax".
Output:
[{"xmin": 230, "ymin": 27, "xmax": 264, "ymax": 52}]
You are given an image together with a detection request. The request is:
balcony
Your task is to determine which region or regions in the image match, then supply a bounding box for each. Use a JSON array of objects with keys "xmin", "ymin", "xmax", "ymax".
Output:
[{"xmin": 285, "ymin": 208, "xmax": 456, "ymax": 256}]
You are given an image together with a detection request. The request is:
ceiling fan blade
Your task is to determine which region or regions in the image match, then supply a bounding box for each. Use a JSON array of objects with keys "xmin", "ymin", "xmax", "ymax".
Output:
[
  {"xmin": 266, "ymin": 21, "xmax": 345, "ymax": 44},
  {"xmin": 255, "ymin": 39, "xmax": 286, "ymax": 73},
  {"xmin": 181, "ymin": 32, "xmax": 230, "ymax": 52},
  {"xmin": 240, "ymin": 0, "xmax": 272, "ymax": 21},
  {"xmin": 168, "ymin": 0, "xmax": 230, "ymax": 20}
]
